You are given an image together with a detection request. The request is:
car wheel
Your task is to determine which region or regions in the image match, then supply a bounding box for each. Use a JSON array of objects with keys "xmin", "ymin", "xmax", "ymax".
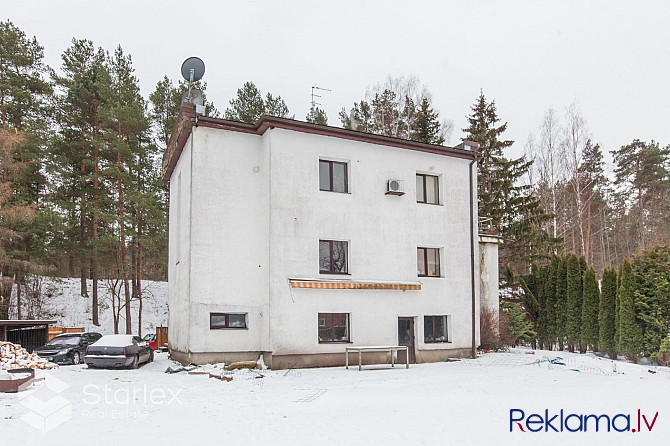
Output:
[
  {"xmin": 130, "ymin": 355, "xmax": 139, "ymax": 369},
  {"xmin": 72, "ymin": 352, "xmax": 81, "ymax": 365},
  {"xmin": 148, "ymin": 350, "xmax": 154, "ymax": 363}
]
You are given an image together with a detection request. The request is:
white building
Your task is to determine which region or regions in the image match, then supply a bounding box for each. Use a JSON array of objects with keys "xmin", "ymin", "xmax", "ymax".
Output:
[{"xmin": 163, "ymin": 103, "xmax": 500, "ymax": 369}]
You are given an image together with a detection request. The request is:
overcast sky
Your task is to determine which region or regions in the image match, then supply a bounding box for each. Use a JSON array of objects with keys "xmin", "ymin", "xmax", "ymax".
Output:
[{"xmin": 4, "ymin": 1, "xmax": 669, "ymax": 161}]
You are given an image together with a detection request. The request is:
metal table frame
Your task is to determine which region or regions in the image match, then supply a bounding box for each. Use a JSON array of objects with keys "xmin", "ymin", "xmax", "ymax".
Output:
[{"xmin": 345, "ymin": 346, "xmax": 409, "ymax": 371}]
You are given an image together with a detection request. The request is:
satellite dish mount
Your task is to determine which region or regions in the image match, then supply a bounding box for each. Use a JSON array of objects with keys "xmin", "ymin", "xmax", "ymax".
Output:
[{"xmin": 181, "ymin": 57, "xmax": 206, "ymax": 115}]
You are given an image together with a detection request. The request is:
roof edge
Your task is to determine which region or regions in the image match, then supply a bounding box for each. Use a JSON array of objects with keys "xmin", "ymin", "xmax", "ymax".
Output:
[{"xmin": 162, "ymin": 105, "xmax": 479, "ymax": 181}]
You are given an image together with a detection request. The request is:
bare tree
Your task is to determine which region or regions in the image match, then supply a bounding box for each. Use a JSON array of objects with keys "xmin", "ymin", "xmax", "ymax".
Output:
[
  {"xmin": 537, "ymin": 108, "xmax": 563, "ymax": 243},
  {"xmin": 562, "ymin": 103, "xmax": 589, "ymax": 256}
]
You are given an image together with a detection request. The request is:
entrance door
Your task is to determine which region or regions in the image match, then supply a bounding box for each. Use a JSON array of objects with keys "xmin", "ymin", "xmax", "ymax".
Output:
[{"xmin": 397, "ymin": 317, "xmax": 416, "ymax": 364}]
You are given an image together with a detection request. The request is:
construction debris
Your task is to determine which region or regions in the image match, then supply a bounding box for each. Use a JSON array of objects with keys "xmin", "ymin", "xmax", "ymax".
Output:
[
  {"xmin": 0, "ymin": 341, "xmax": 58, "ymax": 371},
  {"xmin": 227, "ymin": 360, "xmax": 261, "ymax": 371}
]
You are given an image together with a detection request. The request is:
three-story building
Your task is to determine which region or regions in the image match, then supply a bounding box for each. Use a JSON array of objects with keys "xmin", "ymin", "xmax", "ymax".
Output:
[{"xmin": 163, "ymin": 103, "xmax": 495, "ymax": 369}]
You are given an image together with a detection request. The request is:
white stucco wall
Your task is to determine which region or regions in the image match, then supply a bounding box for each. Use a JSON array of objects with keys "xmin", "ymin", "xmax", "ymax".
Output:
[
  {"xmin": 266, "ymin": 128, "xmax": 479, "ymax": 355},
  {"xmin": 479, "ymin": 237, "xmax": 501, "ymax": 316},
  {"xmin": 168, "ymin": 124, "xmax": 481, "ymax": 360},
  {"xmin": 167, "ymin": 133, "xmax": 193, "ymax": 353}
]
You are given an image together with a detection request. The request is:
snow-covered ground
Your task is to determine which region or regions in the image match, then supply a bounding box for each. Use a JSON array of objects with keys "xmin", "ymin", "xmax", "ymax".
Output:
[
  {"xmin": 1, "ymin": 347, "xmax": 669, "ymax": 445},
  {"xmin": 14, "ymin": 277, "xmax": 168, "ymax": 336}
]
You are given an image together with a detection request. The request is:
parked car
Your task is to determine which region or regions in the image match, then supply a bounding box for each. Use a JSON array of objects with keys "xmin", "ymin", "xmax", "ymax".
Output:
[
  {"xmin": 84, "ymin": 334, "xmax": 154, "ymax": 369},
  {"xmin": 143, "ymin": 333, "xmax": 157, "ymax": 350},
  {"xmin": 34, "ymin": 332, "xmax": 102, "ymax": 365}
]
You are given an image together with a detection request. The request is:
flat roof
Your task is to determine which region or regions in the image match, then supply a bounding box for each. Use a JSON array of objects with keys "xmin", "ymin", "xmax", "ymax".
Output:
[
  {"xmin": 162, "ymin": 103, "xmax": 479, "ymax": 181},
  {"xmin": 0, "ymin": 320, "xmax": 57, "ymax": 327}
]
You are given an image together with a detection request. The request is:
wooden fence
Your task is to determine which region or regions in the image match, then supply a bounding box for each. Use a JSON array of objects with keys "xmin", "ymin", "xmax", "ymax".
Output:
[
  {"xmin": 48, "ymin": 327, "xmax": 84, "ymax": 341},
  {"xmin": 156, "ymin": 326, "xmax": 168, "ymax": 349}
]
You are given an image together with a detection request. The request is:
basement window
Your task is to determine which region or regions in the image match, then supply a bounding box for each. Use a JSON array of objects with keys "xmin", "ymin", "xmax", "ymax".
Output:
[
  {"xmin": 424, "ymin": 315, "xmax": 450, "ymax": 343},
  {"xmin": 210, "ymin": 313, "xmax": 248, "ymax": 329},
  {"xmin": 318, "ymin": 313, "xmax": 350, "ymax": 343}
]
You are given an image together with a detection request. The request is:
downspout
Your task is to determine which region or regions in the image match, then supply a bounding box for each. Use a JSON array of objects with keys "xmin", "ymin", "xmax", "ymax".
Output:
[{"xmin": 467, "ymin": 143, "xmax": 480, "ymax": 359}]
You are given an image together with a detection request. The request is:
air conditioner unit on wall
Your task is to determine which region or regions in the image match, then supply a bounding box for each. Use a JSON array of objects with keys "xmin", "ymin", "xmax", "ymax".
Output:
[{"xmin": 386, "ymin": 179, "xmax": 405, "ymax": 196}]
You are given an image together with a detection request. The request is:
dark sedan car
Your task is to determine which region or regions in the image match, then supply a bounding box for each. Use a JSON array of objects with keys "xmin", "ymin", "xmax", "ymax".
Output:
[
  {"xmin": 84, "ymin": 334, "xmax": 154, "ymax": 369},
  {"xmin": 35, "ymin": 332, "xmax": 102, "ymax": 365}
]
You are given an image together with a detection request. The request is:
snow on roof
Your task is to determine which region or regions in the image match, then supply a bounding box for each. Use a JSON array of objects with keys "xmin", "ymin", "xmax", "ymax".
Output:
[{"xmin": 93, "ymin": 335, "xmax": 135, "ymax": 347}]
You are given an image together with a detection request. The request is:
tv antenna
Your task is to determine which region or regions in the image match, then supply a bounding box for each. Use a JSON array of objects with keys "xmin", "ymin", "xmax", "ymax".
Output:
[
  {"xmin": 311, "ymin": 84, "xmax": 331, "ymax": 108},
  {"xmin": 181, "ymin": 57, "xmax": 206, "ymax": 115}
]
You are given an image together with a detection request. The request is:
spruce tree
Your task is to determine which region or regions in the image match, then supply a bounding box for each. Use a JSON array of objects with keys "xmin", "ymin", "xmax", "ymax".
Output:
[
  {"xmin": 618, "ymin": 259, "xmax": 641, "ymax": 359},
  {"xmin": 598, "ymin": 268, "xmax": 617, "ymax": 357},
  {"xmin": 580, "ymin": 267, "xmax": 600, "ymax": 351},
  {"xmin": 463, "ymin": 92, "xmax": 556, "ymax": 276},
  {"xmin": 410, "ymin": 97, "xmax": 444, "ymax": 145},
  {"xmin": 565, "ymin": 254, "xmax": 582, "ymax": 352}
]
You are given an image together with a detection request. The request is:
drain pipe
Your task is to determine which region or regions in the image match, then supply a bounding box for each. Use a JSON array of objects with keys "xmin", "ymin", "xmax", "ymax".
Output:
[{"xmin": 466, "ymin": 142, "xmax": 480, "ymax": 359}]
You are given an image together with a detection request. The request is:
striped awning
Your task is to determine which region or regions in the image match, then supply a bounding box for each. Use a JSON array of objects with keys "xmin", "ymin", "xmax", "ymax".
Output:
[{"xmin": 289, "ymin": 279, "xmax": 421, "ymax": 291}]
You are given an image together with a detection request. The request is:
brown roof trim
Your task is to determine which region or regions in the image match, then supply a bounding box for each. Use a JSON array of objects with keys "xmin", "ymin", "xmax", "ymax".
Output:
[
  {"xmin": 0, "ymin": 320, "xmax": 57, "ymax": 326},
  {"xmin": 162, "ymin": 104, "xmax": 479, "ymax": 181}
]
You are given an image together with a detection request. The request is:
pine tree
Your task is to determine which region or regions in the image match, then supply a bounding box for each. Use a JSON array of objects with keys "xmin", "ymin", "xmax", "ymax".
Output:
[
  {"xmin": 148, "ymin": 75, "xmax": 182, "ymax": 148},
  {"xmin": 0, "ymin": 20, "xmax": 53, "ymax": 318},
  {"xmin": 410, "ymin": 97, "xmax": 444, "ymax": 145},
  {"xmin": 103, "ymin": 46, "xmax": 152, "ymax": 334},
  {"xmin": 598, "ymin": 268, "xmax": 617, "ymax": 357},
  {"xmin": 149, "ymin": 76, "xmax": 218, "ymax": 148},
  {"xmin": 224, "ymin": 81, "xmax": 290, "ymax": 123},
  {"xmin": 52, "ymin": 38, "xmax": 110, "ymax": 308},
  {"xmin": 339, "ymin": 100, "xmax": 374, "ymax": 132},
  {"xmin": 464, "ymin": 92, "xmax": 557, "ymax": 276},
  {"xmin": 264, "ymin": 92, "xmax": 291, "ymax": 118},
  {"xmin": 580, "ymin": 266, "xmax": 600, "ymax": 351},
  {"xmin": 612, "ymin": 140, "xmax": 670, "ymax": 251},
  {"xmin": 618, "ymin": 259, "xmax": 641, "ymax": 359},
  {"xmin": 565, "ymin": 253, "xmax": 582, "ymax": 351},
  {"xmin": 306, "ymin": 105, "xmax": 328, "ymax": 125},
  {"xmin": 0, "ymin": 129, "xmax": 41, "ymax": 318}
]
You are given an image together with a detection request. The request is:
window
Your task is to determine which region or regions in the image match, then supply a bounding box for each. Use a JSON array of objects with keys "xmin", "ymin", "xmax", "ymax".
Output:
[
  {"xmin": 318, "ymin": 313, "xmax": 350, "ymax": 343},
  {"xmin": 320, "ymin": 160, "xmax": 348, "ymax": 193},
  {"xmin": 416, "ymin": 173, "xmax": 439, "ymax": 204},
  {"xmin": 210, "ymin": 313, "xmax": 248, "ymax": 329},
  {"xmin": 319, "ymin": 240, "xmax": 348, "ymax": 274},
  {"xmin": 424, "ymin": 315, "xmax": 450, "ymax": 342},
  {"xmin": 417, "ymin": 247, "xmax": 440, "ymax": 277}
]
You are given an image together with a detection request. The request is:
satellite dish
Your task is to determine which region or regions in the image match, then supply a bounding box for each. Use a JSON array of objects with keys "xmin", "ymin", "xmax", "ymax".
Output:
[
  {"xmin": 181, "ymin": 57, "xmax": 205, "ymax": 82},
  {"xmin": 182, "ymin": 88, "xmax": 204, "ymax": 106}
]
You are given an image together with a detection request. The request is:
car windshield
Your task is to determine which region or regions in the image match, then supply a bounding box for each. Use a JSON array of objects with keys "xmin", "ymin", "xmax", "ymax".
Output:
[
  {"xmin": 143, "ymin": 334, "xmax": 155, "ymax": 341},
  {"xmin": 47, "ymin": 336, "xmax": 80, "ymax": 346}
]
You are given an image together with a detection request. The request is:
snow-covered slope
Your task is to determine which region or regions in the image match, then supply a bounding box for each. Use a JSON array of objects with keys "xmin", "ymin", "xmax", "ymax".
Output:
[{"xmin": 20, "ymin": 277, "xmax": 168, "ymax": 336}]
